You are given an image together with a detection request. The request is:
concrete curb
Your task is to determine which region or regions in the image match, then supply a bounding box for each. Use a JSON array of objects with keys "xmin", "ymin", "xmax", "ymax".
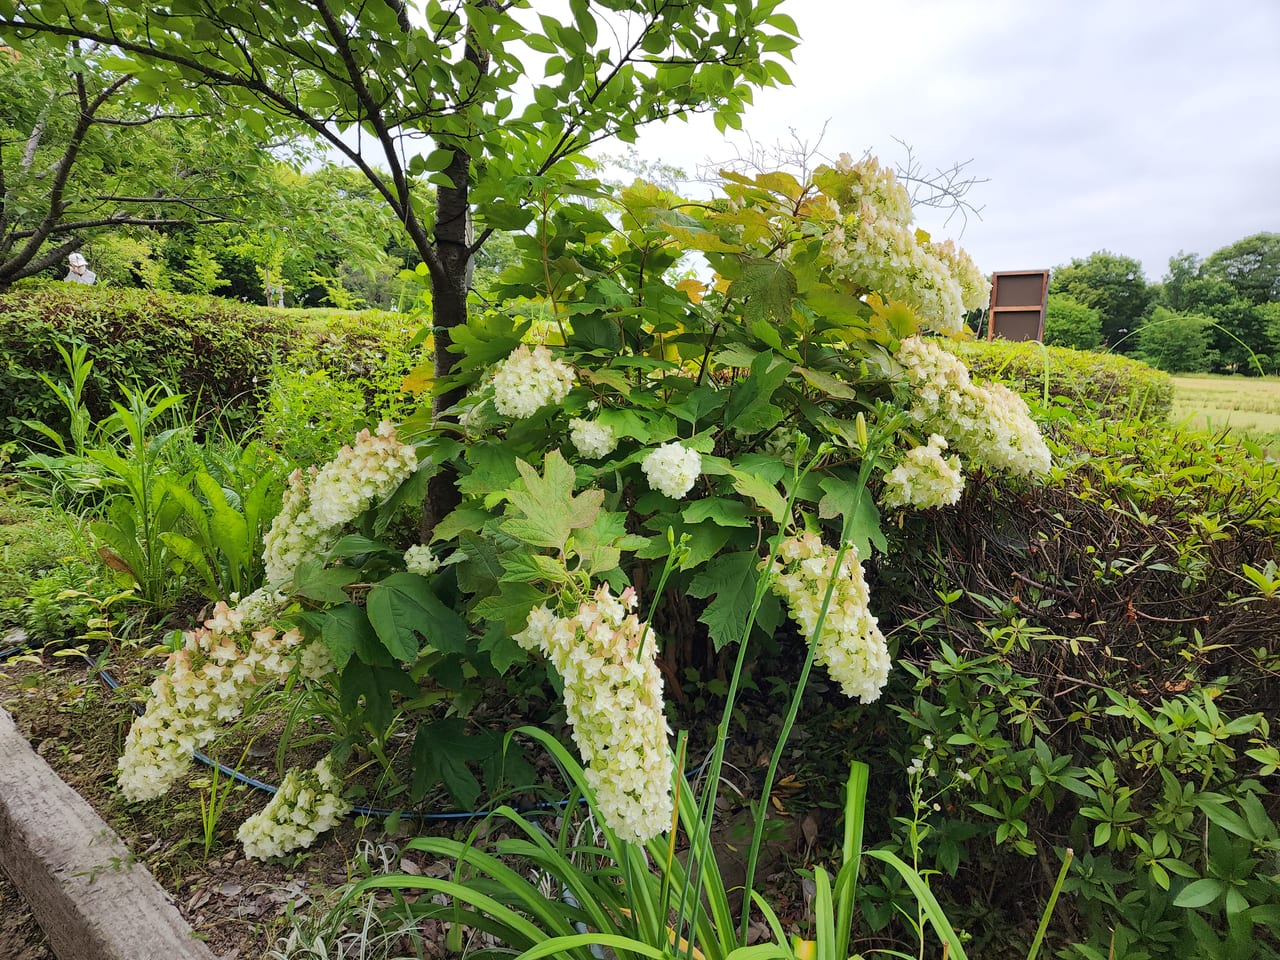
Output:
[{"xmin": 0, "ymin": 708, "xmax": 216, "ymax": 960}]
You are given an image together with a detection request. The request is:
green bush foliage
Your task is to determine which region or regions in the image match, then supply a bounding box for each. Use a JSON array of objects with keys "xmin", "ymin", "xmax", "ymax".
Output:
[
  {"xmin": 869, "ymin": 414, "xmax": 1280, "ymax": 958},
  {"xmin": 1043, "ymin": 293, "xmax": 1103, "ymax": 351},
  {"xmin": 0, "ymin": 285, "xmax": 426, "ymax": 447},
  {"xmin": 0, "ymin": 283, "xmax": 284, "ymax": 436},
  {"xmin": 955, "ymin": 338, "xmax": 1175, "ymax": 421}
]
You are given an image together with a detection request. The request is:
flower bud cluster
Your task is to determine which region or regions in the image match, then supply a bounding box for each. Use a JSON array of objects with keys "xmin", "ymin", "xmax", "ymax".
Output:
[
  {"xmin": 404, "ymin": 544, "xmax": 442, "ymax": 576},
  {"xmin": 262, "ymin": 422, "xmax": 417, "ymax": 585},
  {"xmin": 515, "ymin": 585, "xmax": 673, "ymax": 843},
  {"xmin": 492, "ymin": 344, "xmax": 576, "ymax": 418},
  {"xmin": 568, "ymin": 417, "xmax": 618, "ymax": 459},
  {"xmin": 117, "ymin": 602, "xmax": 303, "ymax": 801},
  {"xmin": 882, "ymin": 434, "xmax": 965, "ymax": 510},
  {"xmin": 641, "ymin": 442, "xmax": 701, "ymax": 500},
  {"xmin": 237, "ymin": 755, "xmax": 350, "ymax": 860},
  {"xmin": 770, "ymin": 533, "xmax": 891, "ymax": 704},
  {"xmin": 897, "ymin": 337, "xmax": 1051, "ymax": 476}
]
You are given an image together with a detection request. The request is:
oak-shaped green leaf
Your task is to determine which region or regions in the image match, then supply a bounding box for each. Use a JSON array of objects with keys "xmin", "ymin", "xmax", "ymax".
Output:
[
  {"xmin": 688, "ymin": 550, "xmax": 781, "ymax": 651},
  {"xmin": 501, "ymin": 449, "xmax": 603, "ymax": 550}
]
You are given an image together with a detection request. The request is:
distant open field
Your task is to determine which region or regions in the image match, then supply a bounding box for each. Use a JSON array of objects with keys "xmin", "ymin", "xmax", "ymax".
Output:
[{"xmin": 1170, "ymin": 374, "xmax": 1280, "ymax": 455}]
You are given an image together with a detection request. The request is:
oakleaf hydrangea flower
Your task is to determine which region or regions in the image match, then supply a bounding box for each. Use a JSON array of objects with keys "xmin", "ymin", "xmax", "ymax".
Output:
[
  {"xmin": 262, "ymin": 467, "xmax": 335, "ymax": 587},
  {"xmin": 642, "ymin": 443, "xmax": 701, "ymax": 499},
  {"xmin": 816, "ymin": 155, "xmax": 990, "ymax": 333},
  {"xmin": 297, "ymin": 639, "xmax": 337, "ymax": 681},
  {"xmin": 882, "ymin": 434, "xmax": 965, "ymax": 510},
  {"xmin": 515, "ymin": 586, "xmax": 673, "ymax": 843},
  {"xmin": 117, "ymin": 603, "xmax": 304, "ymax": 801},
  {"xmin": 263, "ymin": 422, "xmax": 417, "ymax": 584},
  {"xmin": 307, "ymin": 422, "xmax": 418, "ymax": 528},
  {"xmin": 897, "ymin": 337, "xmax": 1051, "ymax": 476},
  {"xmin": 492, "ymin": 344, "xmax": 576, "ymax": 418},
  {"xmin": 770, "ymin": 533, "xmax": 891, "ymax": 704},
  {"xmin": 404, "ymin": 544, "xmax": 442, "ymax": 576},
  {"xmin": 237, "ymin": 755, "xmax": 350, "ymax": 859},
  {"xmin": 568, "ymin": 417, "xmax": 617, "ymax": 459}
]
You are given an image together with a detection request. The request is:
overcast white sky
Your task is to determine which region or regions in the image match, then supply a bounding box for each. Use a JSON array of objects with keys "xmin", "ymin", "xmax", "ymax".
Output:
[{"xmin": 622, "ymin": 0, "xmax": 1280, "ymax": 283}]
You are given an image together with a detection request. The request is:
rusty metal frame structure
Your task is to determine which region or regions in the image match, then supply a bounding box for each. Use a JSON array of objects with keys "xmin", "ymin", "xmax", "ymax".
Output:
[{"xmin": 987, "ymin": 269, "xmax": 1050, "ymax": 342}]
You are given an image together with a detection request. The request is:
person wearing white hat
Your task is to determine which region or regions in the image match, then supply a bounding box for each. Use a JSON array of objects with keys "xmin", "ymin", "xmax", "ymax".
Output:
[{"xmin": 64, "ymin": 252, "xmax": 96, "ymax": 285}]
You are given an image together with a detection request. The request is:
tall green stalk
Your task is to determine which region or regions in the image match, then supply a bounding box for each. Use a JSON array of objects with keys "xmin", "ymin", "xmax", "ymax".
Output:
[{"xmin": 738, "ymin": 453, "xmax": 877, "ymax": 943}]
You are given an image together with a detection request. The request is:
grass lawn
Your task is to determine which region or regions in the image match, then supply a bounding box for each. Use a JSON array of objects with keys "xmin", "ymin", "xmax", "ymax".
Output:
[{"xmin": 1170, "ymin": 373, "xmax": 1280, "ymax": 455}]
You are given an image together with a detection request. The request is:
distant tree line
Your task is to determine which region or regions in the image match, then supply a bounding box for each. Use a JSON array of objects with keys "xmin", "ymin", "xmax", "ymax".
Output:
[{"xmin": 1043, "ymin": 235, "xmax": 1280, "ymax": 375}]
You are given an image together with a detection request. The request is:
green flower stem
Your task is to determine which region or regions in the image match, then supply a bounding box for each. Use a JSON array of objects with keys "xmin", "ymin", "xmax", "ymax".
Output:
[
  {"xmin": 738, "ymin": 453, "xmax": 878, "ymax": 944},
  {"xmin": 672, "ymin": 451, "xmax": 825, "ymax": 957}
]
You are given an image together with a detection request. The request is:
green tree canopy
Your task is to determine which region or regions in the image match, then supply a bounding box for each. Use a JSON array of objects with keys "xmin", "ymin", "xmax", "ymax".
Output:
[
  {"xmin": 1202, "ymin": 232, "xmax": 1280, "ymax": 305},
  {"xmin": 1050, "ymin": 251, "xmax": 1153, "ymax": 352},
  {"xmin": 0, "ymin": 0, "xmax": 798, "ymax": 522},
  {"xmin": 0, "ymin": 37, "xmax": 275, "ymax": 285},
  {"xmin": 1135, "ymin": 306, "xmax": 1216, "ymax": 373},
  {"xmin": 1043, "ymin": 292, "xmax": 1102, "ymax": 352}
]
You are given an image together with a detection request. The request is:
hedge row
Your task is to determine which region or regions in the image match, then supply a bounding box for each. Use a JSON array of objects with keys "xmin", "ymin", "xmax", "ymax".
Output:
[
  {"xmin": 956, "ymin": 337, "xmax": 1175, "ymax": 421},
  {"xmin": 0, "ymin": 283, "xmax": 424, "ymax": 438}
]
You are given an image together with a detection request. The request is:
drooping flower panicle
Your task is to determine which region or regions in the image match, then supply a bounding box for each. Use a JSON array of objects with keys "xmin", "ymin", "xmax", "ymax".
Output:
[
  {"xmin": 771, "ymin": 533, "xmax": 892, "ymax": 704},
  {"xmin": 263, "ymin": 422, "xmax": 417, "ymax": 585},
  {"xmin": 515, "ymin": 585, "xmax": 673, "ymax": 843},
  {"xmin": 117, "ymin": 602, "xmax": 304, "ymax": 801},
  {"xmin": 897, "ymin": 336, "xmax": 1052, "ymax": 476},
  {"xmin": 882, "ymin": 434, "xmax": 965, "ymax": 510},
  {"xmin": 237, "ymin": 755, "xmax": 350, "ymax": 860},
  {"xmin": 816, "ymin": 155, "xmax": 991, "ymax": 333}
]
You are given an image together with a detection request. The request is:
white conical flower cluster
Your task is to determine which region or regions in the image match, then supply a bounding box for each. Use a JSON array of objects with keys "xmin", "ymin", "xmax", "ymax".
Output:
[
  {"xmin": 263, "ymin": 422, "xmax": 418, "ymax": 585},
  {"xmin": 237, "ymin": 755, "xmax": 351, "ymax": 860},
  {"xmin": 897, "ymin": 336, "xmax": 1051, "ymax": 477},
  {"xmin": 515, "ymin": 585, "xmax": 674, "ymax": 843},
  {"xmin": 771, "ymin": 533, "xmax": 892, "ymax": 704},
  {"xmin": 117, "ymin": 602, "xmax": 304, "ymax": 801},
  {"xmin": 817, "ymin": 155, "xmax": 990, "ymax": 333},
  {"xmin": 882, "ymin": 434, "xmax": 965, "ymax": 510}
]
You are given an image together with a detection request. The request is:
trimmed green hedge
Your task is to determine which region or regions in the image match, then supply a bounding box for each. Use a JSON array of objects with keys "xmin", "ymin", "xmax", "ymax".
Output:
[
  {"xmin": 955, "ymin": 338, "xmax": 1175, "ymax": 421},
  {"xmin": 0, "ymin": 283, "xmax": 424, "ymax": 440}
]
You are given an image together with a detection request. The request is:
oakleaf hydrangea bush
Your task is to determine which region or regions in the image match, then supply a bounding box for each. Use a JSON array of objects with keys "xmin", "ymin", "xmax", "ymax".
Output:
[{"xmin": 114, "ymin": 155, "xmax": 1052, "ymax": 859}]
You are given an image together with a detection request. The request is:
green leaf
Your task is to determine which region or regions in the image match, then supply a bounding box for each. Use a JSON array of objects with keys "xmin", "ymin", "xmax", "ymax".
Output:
[
  {"xmin": 411, "ymin": 717, "xmax": 493, "ymax": 808},
  {"xmin": 729, "ymin": 467, "xmax": 789, "ymax": 523},
  {"xmin": 327, "ymin": 534, "xmax": 397, "ymax": 559},
  {"xmin": 292, "ymin": 559, "xmax": 360, "ymax": 604},
  {"xmin": 366, "ymin": 572, "xmax": 467, "ymax": 662},
  {"xmin": 477, "ymin": 623, "xmax": 528, "ymax": 675},
  {"xmin": 818, "ymin": 476, "xmax": 887, "ymax": 556},
  {"xmin": 688, "ymin": 551, "xmax": 781, "ymax": 650},
  {"xmin": 682, "ymin": 497, "xmax": 752, "ymax": 528},
  {"xmin": 501, "ymin": 450, "xmax": 603, "ymax": 550},
  {"xmin": 340, "ymin": 659, "xmax": 416, "ymax": 734},
  {"xmin": 318, "ymin": 603, "xmax": 384, "ymax": 669},
  {"xmin": 726, "ymin": 259, "xmax": 797, "ymax": 324},
  {"xmin": 723, "ymin": 350, "xmax": 790, "ymax": 434},
  {"xmin": 473, "ymin": 580, "xmax": 543, "ymax": 634},
  {"xmin": 1173, "ymin": 878, "xmax": 1226, "ymax": 909}
]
